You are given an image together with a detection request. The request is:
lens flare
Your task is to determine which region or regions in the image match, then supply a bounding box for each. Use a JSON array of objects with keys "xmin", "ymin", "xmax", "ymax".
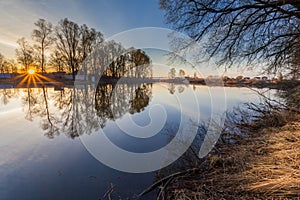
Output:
[{"xmin": 28, "ymin": 69, "xmax": 35, "ymax": 75}]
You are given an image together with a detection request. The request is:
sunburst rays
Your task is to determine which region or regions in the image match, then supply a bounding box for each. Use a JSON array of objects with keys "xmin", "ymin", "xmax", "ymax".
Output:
[{"xmin": 14, "ymin": 71, "xmax": 63, "ymax": 88}]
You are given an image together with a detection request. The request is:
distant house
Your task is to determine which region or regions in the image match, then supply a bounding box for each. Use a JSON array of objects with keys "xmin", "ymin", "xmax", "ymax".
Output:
[
  {"xmin": 222, "ymin": 76, "xmax": 230, "ymax": 81},
  {"xmin": 253, "ymin": 76, "xmax": 261, "ymax": 80},
  {"xmin": 243, "ymin": 77, "xmax": 250, "ymax": 80},
  {"xmin": 236, "ymin": 75, "xmax": 243, "ymax": 80}
]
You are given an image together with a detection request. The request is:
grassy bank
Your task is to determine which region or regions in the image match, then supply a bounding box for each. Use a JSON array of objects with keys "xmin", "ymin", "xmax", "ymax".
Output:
[{"xmin": 155, "ymin": 113, "xmax": 300, "ymax": 199}]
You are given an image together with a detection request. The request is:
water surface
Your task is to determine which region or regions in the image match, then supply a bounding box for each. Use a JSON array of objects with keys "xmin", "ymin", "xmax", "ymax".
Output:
[{"xmin": 0, "ymin": 83, "xmax": 272, "ymax": 199}]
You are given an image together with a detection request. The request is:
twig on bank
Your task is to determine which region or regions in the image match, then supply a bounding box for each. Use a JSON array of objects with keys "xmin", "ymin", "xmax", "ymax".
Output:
[
  {"xmin": 139, "ymin": 167, "xmax": 200, "ymax": 197},
  {"xmin": 103, "ymin": 183, "xmax": 115, "ymax": 200}
]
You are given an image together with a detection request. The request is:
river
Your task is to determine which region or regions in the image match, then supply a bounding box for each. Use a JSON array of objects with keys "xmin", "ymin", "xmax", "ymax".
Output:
[{"xmin": 0, "ymin": 83, "xmax": 275, "ymax": 199}]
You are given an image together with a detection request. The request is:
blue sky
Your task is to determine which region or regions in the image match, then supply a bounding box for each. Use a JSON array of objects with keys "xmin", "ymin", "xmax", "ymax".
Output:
[
  {"xmin": 0, "ymin": 0, "xmax": 166, "ymax": 58},
  {"xmin": 0, "ymin": 0, "xmax": 262, "ymax": 77}
]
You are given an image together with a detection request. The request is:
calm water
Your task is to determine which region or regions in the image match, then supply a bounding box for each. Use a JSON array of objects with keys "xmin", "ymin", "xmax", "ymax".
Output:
[{"xmin": 0, "ymin": 83, "xmax": 272, "ymax": 199}]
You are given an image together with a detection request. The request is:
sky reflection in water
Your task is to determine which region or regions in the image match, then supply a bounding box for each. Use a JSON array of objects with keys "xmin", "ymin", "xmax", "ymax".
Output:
[{"xmin": 0, "ymin": 83, "xmax": 270, "ymax": 199}]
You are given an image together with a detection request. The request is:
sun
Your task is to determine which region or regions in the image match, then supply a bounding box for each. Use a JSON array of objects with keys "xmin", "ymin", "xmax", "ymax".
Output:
[{"xmin": 28, "ymin": 69, "xmax": 35, "ymax": 75}]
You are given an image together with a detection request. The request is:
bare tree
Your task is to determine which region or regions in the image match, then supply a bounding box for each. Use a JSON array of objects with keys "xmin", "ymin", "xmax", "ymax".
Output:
[
  {"xmin": 49, "ymin": 50, "xmax": 66, "ymax": 72},
  {"xmin": 130, "ymin": 49, "xmax": 152, "ymax": 78},
  {"xmin": 55, "ymin": 18, "xmax": 104, "ymax": 79},
  {"xmin": 16, "ymin": 37, "xmax": 35, "ymax": 72},
  {"xmin": 286, "ymin": 41, "xmax": 300, "ymax": 80},
  {"xmin": 32, "ymin": 19, "xmax": 53, "ymax": 73},
  {"xmin": 160, "ymin": 0, "xmax": 300, "ymax": 74},
  {"xmin": 79, "ymin": 24, "xmax": 104, "ymax": 80},
  {"xmin": 55, "ymin": 18, "xmax": 81, "ymax": 80},
  {"xmin": 168, "ymin": 67, "xmax": 176, "ymax": 79},
  {"xmin": 105, "ymin": 40, "xmax": 125, "ymax": 77},
  {"xmin": 7, "ymin": 59, "xmax": 18, "ymax": 74},
  {"xmin": 79, "ymin": 24, "xmax": 103, "ymax": 63},
  {"xmin": 179, "ymin": 69, "xmax": 185, "ymax": 77}
]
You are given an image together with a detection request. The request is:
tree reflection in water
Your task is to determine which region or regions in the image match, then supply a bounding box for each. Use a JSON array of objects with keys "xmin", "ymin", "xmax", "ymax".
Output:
[
  {"xmin": 129, "ymin": 84, "xmax": 151, "ymax": 113},
  {"xmin": 95, "ymin": 83, "xmax": 152, "ymax": 128},
  {"xmin": 14, "ymin": 83, "xmax": 152, "ymax": 139},
  {"xmin": 20, "ymin": 87, "xmax": 60, "ymax": 138},
  {"xmin": 0, "ymin": 88, "xmax": 18, "ymax": 105}
]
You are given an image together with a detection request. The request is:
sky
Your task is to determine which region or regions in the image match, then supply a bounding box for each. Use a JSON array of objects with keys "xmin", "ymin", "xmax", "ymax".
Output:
[
  {"xmin": 0, "ymin": 0, "xmax": 166, "ymax": 57},
  {"xmin": 0, "ymin": 0, "xmax": 263, "ymax": 77}
]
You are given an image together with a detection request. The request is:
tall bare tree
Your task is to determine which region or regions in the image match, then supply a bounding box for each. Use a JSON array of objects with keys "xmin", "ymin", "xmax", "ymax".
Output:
[
  {"xmin": 78, "ymin": 24, "xmax": 103, "ymax": 80},
  {"xmin": 79, "ymin": 24, "xmax": 103, "ymax": 63},
  {"xmin": 160, "ymin": 0, "xmax": 300, "ymax": 74},
  {"xmin": 55, "ymin": 18, "xmax": 104, "ymax": 80},
  {"xmin": 16, "ymin": 37, "xmax": 35, "ymax": 72},
  {"xmin": 55, "ymin": 18, "xmax": 81, "ymax": 80},
  {"xmin": 32, "ymin": 19, "xmax": 53, "ymax": 73}
]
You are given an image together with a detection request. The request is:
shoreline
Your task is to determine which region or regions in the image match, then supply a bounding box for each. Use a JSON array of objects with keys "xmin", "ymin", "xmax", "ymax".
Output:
[
  {"xmin": 1, "ymin": 75, "xmax": 299, "ymax": 199},
  {"xmin": 0, "ymin": 77, "xmax": 298, "ymax": 90}
]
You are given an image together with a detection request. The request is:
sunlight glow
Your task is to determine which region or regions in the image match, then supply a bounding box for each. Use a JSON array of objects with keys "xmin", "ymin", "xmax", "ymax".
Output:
[
  {"xmin": 28, "ymin": 69, "xmax": 35, "ymax": 75},
  {"xmin": 14, "ymin": 71, "xmax": 62, "ymax": 88}
]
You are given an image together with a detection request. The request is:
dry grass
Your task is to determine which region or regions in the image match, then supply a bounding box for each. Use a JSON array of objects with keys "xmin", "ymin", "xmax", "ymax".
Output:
[
  {"xmin": 245, "ymin": 122, "xmax": 300, "ymax": 197},
  {"xmin": 161, "ymin": 116, "xmax": 300, "ymax": 199}
]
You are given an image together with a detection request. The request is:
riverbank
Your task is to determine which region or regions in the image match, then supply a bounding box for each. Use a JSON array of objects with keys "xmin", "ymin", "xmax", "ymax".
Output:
[
  {"xmin": 159, "ymin": 113, "xmax": 300, "ymax": 199},
  {"xmin": 0, "ymin": 75, "xmax": 299, "ymax": 90}
]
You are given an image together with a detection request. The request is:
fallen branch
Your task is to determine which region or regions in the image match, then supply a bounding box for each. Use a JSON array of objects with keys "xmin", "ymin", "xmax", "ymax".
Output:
[{"xmin": 139, "ymin": 167, "xmax": 200, "ymax": 197}]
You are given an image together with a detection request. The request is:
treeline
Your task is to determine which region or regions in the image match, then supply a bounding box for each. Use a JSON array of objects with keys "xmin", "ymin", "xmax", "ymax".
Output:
[{"xmin": 0, "ymin": 18, "xmax": 152, "ymax": 80}]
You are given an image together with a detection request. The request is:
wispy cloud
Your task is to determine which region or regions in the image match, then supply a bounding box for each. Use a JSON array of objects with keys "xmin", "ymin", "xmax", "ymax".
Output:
[{"xmin": 0, "ymin": 39, "xmax": 18, "ymax": 48}]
